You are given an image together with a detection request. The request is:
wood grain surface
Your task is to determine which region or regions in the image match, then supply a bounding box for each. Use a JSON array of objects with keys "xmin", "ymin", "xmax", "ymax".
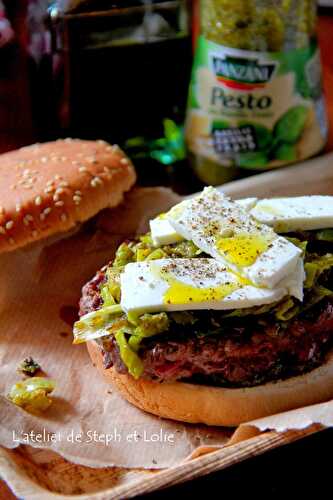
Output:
[
  {"xmin": 0, "ymin": 426, "xmax": 323, "ymax": 500},
  {"xmin": 0, "ymin": 480, "xmax": 15, "ymax": 500},
  {"xmin": 221, "ymin": 152, "xmax": 333, "ymax": 199}
]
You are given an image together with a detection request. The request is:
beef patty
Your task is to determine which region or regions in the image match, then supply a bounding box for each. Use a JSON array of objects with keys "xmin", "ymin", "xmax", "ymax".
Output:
[{"xmin": 79, "ymin": 267, "xmax": 333, "ymax": 387}]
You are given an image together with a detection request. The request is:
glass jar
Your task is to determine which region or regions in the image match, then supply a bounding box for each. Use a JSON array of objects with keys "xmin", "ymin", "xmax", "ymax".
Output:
[
  {"xmin": 47, "ymin": 1, "xmax": 192, "ymax": 146},
  {"xmin": 186, "ymin": 0, "xmax": 328, "ymax": 185}
]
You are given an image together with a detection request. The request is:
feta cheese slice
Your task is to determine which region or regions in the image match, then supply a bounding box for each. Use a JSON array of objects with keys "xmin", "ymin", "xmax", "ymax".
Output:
[
  {"xmin": 276, "ymin": 258, "xmax": 305, "ymax": 301},
  {"xmin": 250, "ymin": 196, "xmax": 333, "ymax": 232},
  {"xmin": 167, "ymin": 187, "xmax": 302, "ymax": 289},
  {"xmin": 150, "ymin": 215, "xmax": 184, "ymax": 246},
  {"xmin": 235, "ymin": 197, "xmax": 258, "ymax": 211},
  {"xmin": 120, "ymin": 258, "xmax": 287, "ymax": 315},
  {"xmin": 150, "ymin": 197, "xmax": 258, "ymax": 247}
]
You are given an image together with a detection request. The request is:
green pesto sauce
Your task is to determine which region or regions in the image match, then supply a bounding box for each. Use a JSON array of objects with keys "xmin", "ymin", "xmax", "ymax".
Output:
[{"xmin": 201, "ymin": 0, "xmax": 316, "ymax": 51}]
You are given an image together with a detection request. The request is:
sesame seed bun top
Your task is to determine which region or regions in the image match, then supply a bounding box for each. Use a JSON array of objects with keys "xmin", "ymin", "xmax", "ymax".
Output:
[{"xmin": 0, "ymin": 139, "xmax": 136, "ymax": 254}]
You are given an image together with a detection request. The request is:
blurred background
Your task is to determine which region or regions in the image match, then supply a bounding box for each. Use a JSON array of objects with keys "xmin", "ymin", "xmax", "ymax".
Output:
[{"xmin": 0, "ymin": 0, "xmax": 332, "ymax": 193}]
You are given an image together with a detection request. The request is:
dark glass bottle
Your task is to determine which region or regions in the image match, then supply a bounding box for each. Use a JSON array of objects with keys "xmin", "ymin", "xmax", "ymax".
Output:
[{"xmin": 48, "ymin": 1, "xmax": 192, "ymax": 147}]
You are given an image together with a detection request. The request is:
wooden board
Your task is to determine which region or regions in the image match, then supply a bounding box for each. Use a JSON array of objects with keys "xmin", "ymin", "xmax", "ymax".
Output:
[
  {"xmin": 0, "ymin": 425, "xmax": 323, "ymax": 499},
  {"xmin": 221, "ymin": 151, "xmax": 333, "ymax": 199}
]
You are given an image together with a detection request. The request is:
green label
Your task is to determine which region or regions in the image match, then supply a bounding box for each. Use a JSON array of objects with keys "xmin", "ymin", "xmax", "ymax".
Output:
[{"xmin": 186, "ymin": 36, "xmax": 327, "ymax": 170}]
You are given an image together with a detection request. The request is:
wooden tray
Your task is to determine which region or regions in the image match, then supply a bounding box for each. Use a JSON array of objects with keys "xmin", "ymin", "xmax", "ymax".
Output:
[
  {"xmin": 0, "ymin": 425, "xmax": 323, "ymax": 499},
  {"xmin": 1, "ymin": 153, "xmax": 333, "ymax": 499}
]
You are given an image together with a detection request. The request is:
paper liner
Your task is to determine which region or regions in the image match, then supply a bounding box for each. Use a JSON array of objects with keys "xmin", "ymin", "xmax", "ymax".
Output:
[{"xmin": 0, "ymin": 185, "xmax": 332, "ymax": 469}]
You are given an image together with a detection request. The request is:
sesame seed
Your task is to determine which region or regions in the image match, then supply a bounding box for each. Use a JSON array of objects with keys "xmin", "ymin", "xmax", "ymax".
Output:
[
  {"xmin": 35, "ymin": 196, "xmax": 42, "ymax": 206},
  {"xmin": 40, "ymin": 157, "xmax": 48, "ymax": 163},
  {"xmin": 97, "ymin": 139, "xmax": 107, "ymax": 145},
  {"xmin": 0, "ymin": 207, "xmax": 4, "ymax": 214},
  {"xmin": 64, "ymin": 138, "xmax": 73, "ymax": 143},
  {"xmin": 55, "ymin": 200, "xmax": 64, "ymax": 207},
  {"xmin": 46, "ymin": 180, "xmax": 54, "ymax": 186},
  {"xmin": 54, "ymin": 174, "xmax": 61, "ymax": 180},
  {"xmin": 61, "ymin": 156, "xmax": 67, "ymax": 162},
  {"xmin": 44, "ymin": 207, "xmax": 52, "ymax": 215},
  {"xmin": 79, "ymin": 166, "xmax": 88, "ymax": 173},
  {"xmin": 0, "ymin": 227, "xmax": 5, "ymax": 234},
  {"xmin": 86, "ymin": 156, "xmax": 96, "ymax": 163},
  {"xmin": 73, "ymin": 195, "xmax": 82, "ymax": 205},
  {"xmin": 103, "ymin": 166, "xmax": 109, "ymax": 173},
  {"xmin": 91, "ymin": 177, "xmax": 103, "ymax": 188},
  {"xmin": 61, "ymin": 213, "xmax": 68, "ymax": 222},
  {"xmin": 23, "ymin": 169, "xmax": 30, "ymax": 176},
  {"xmin": 5, "ymin": 221, "xmax": 14, "ymax": 230},
  {"xmin": 72, "ymin": 160, "xmax": 79, "ymax": 165},
  {"xmin": 44, "ymin": 187, "xmax": 54, "ymax": 194},
  {"xmin": 55, "ymin": 187, "xmax": 65, "ymax": 195},
  {"xmin": 23, "ymin": 216, "xmax": 31, "ymax": 226},
  {"xmin": 75, "ymin": 190, "xmax": 82, "ymax": 195},
  {"xmin": 26, "ymin": 214, "xmax": 34, "ymax": 221},
  {"xmin": 10, "ymin": 184, "xmax": 17, "ymax": 190},
  {"xmin": 59, "ymin": 181, "xmax": 68, "ymax": 188},
  {"xmin": 15, "ymin": 204, "xmax": 21, "ymax": 213},
  {"xmin": 120, "ymin": 158, "xmax": 129, "ymax": 165}
]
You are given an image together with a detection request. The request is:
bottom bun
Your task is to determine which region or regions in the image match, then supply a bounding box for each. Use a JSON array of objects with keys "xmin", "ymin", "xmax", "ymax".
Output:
[{"xmin": 87, "ymin": 340, "xmax": 333, "ymax": 426}]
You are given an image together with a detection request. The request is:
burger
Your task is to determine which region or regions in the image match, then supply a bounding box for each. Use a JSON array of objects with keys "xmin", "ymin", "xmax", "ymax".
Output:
[
  {"xmin": 74, "ymin": 187, "xmax": 333, "ymax": 426},
  {"xmin": 0, "ymin": 138, "xmax": 135, "ymax": 254}
]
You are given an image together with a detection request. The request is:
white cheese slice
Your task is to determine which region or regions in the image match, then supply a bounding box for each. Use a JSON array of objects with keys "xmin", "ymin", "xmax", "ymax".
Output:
[
  {"xmin": 167, "ymin": 187, "xmax": 302, "ymax": 289},
  {"xmin": 250, "ymin": 196, "xmax": 333, "ymax": 232},
  {"xmin": 276, "ymin": 258, "xmax": 305, "ymax": 301},
  {"xmin": 235, "ymin": 197, "xmax": 258, "ymax": 211},
  {"xmin": 120, "ymin": 258, "xmax": 287, "ymax": 315},
  {"xmin": 150, "ymin": 216, "xmax": 184, "ymax": 246},
  {"xmin": 150, "ymin": 197, "xmax": 258, "ymax": 247}
]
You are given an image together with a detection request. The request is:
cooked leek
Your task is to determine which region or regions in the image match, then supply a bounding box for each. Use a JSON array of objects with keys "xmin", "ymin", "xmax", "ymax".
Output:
[
  {"xmin": 73, "ymin": 304, "xmax": 123, "ymax": 344},
  {"xmin": 8, "ymin": 377, "xmax": 56, "ymax": 414},
  {"xmin": 115, "ymin": 331, "xmax": 144, "ymax": 379}
]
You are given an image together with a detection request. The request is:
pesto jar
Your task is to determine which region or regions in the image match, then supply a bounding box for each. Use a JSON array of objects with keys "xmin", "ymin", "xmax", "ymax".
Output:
[{"xmin": 186, "ymin": 0, "xmax": 328, "ymax": 185}]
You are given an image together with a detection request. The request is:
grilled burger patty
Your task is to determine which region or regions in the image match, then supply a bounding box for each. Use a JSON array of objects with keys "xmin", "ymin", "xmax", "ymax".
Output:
[{"xmin": 79, "ymin": 266, "xmax": 333, "ymax": 387}]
